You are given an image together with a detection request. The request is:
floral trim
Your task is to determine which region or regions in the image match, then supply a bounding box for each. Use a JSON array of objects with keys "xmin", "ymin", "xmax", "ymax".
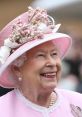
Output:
[
  {"xmin": 0, "ymin": 7, "xmax": 61, "ymax": 64},
  {"xmin": 70, "ymin": 104, "xmax": 82, "ymax": 117}
]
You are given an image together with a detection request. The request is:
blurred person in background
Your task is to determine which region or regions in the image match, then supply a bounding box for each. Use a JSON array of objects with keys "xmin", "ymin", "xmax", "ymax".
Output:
[
  {"xmin": 0, "ymin": 7, "xmax": 82, "ymax": 117},
  {"xmin": 62, "ymin": 38, "xmax": 82, "ymax": 92},
  {"xmin": 64, "ymin": 38, "xmax": 82, "ymax": 79}
]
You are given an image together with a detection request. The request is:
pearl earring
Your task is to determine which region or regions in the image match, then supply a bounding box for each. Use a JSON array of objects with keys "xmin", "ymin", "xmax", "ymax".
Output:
[{"xmin": 18, "ymin": 77, "xmax": 22, "ymax": 81}]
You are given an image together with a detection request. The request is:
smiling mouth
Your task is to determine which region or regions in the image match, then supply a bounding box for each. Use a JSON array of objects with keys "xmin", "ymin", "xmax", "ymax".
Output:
[{"xmin": 40, "ymin": 72, "xmax": 56, "ymax": 79}]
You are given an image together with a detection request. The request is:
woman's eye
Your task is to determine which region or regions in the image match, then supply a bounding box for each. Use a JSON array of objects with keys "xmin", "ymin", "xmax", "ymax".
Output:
[
  {"xmin": 38, "ymin": 54, "xmax": 45, "ymax": 57},
  {"xmin": 36, "ymin": 53, "xmax": 45, "ymax": 58},
  {"xmin": 52, "ymin": 52, "xmax": 57, "ymax": 55},
  {"xmin": 52, "ymin": 52, "xmax": 58, "ymax": 57}
]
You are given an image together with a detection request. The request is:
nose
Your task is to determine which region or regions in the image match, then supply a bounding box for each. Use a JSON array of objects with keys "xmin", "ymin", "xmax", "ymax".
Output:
[{"xmin": 46, "ymin": 55, "xmax": 56, "ymax": 67}]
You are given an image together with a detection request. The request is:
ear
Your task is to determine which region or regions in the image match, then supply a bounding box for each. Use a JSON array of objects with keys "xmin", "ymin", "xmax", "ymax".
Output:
[
  {"xmin": 11, "ymin": 65, "xmax": 21, "ymax": 78},
  {"xmin": 11, "ymin": 65, "xmax": 22, "ymax": 88}
]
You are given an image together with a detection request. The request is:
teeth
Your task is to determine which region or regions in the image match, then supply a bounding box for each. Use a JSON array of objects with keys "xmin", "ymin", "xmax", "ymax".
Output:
[
  {"xmin": 45, "ymin": 73, "xmax": 56, "ymax": 76},
  {"xmin": 41, "ymin": 73, "xmax": 56, "ymax": 78},
  {"xmin": 45, "ymin": 74, "xmax": 56, "ymax": 77}
]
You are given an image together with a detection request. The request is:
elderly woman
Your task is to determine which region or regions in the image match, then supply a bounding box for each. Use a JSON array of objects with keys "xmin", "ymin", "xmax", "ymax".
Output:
[{"xmin": 0, "ymin": 7, "xmax": 82, "ymax": 117}]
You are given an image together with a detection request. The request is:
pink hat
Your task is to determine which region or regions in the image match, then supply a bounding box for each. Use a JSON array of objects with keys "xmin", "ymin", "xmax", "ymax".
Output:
[{"xmin": 0, "ymin": 7, "xmax": 72, "ymax": 88}]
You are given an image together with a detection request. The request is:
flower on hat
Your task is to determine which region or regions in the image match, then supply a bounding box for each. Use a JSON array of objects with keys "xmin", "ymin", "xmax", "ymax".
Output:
[{"xmin": 0, "ymin": 7, "xmax": 61, "ymax": 65}]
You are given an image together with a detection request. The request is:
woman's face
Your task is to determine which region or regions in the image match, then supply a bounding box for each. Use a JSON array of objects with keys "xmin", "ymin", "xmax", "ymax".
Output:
[{"xmin": 18, "ymin": 41, "xmax": 62, "ymax": 92}]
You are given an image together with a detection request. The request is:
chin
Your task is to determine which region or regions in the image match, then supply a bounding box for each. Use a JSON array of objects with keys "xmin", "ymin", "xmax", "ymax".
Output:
[{"xmin": 41, "ymin": 82, "xmax": 57, "ymax": 92}]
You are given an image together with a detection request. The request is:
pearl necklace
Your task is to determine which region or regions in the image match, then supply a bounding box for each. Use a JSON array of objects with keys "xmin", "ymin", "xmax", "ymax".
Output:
[
  {"xmin": 48, "ymin": 92, "xmax": 57, "ymax": 108},
  {"xmin": 19, "ymin": 89, "xmax": 57, "ymax": 108}
]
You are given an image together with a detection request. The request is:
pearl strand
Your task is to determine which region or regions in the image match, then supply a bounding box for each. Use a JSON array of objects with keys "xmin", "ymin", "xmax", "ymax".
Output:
[
  {"xmin": 48, "ymin": 92, "xmax": 57, "ymax": 108},
  {"xmin": 19, "ymin": 89, "xmax": 57, "ymax": 108}
]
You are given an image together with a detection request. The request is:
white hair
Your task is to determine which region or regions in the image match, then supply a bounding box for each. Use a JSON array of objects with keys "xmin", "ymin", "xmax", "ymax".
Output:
[{"xmin": 12, "ymin": 53, "xmax": 27, "ymax": 67}]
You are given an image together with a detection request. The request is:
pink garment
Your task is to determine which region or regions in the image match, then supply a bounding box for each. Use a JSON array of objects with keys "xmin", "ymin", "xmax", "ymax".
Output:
[{"xmin": 0, "ymin": 89, "xmax": 82, "ymax": 117}]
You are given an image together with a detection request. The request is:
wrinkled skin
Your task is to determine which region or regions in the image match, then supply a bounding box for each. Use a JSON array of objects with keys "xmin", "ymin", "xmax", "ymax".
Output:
[{"xmin": 13, "ymin": 41, "xmax": 62, "ymax": 107}]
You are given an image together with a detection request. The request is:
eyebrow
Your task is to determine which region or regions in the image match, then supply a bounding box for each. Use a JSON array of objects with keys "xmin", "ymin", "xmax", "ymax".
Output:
[
  {"xmin": 51, "ymin": 48, "xmax": 59, "ymax": 52},
  {"xmin": 36, "ymin": 48, "xmax": 59, "ymax": 53}
]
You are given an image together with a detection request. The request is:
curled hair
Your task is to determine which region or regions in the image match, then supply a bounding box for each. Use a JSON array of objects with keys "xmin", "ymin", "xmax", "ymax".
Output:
[{"xmin": 12, "ymin": 53, "xmax": 27, "ymax": 67}]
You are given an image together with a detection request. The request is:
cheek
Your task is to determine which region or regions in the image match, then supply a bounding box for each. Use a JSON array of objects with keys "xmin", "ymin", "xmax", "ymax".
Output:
[
  {"xmin": 21, "ymin": 60, "xmax": 45, "ymax": 75},
  {"xmin": 57, "ymin": 58, "xmax": 62, "ymax": 69},
  {"xmin": 58, "ymin": 62, "xmax": 62, "ymax": 72},
  {"xmin": 56, "ymin": 60, "xmax": 62, "ymax": 78},
  {"xmin": 28, "ymin": 59, "xmax": 45, "ymax": 69}
]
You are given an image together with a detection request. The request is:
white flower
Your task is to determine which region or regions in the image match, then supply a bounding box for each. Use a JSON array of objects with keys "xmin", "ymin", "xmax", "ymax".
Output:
[
  {"xmin": 38, "ymin": 23, "xmax": 48, "ymax": 31},
  {"xmin": 0, "ymin": 7, "xmax": 61, "ymax": 65},
  {"xmin": 4, "ymin": 38, "xmax": 21, "ymax": 48},
  {"xmin": 52, "ymin": 24, "xmax": 61, "ymax": 33},
  {"xmin": 0, "ymin": 46, "xmax": 11, "ymax": 64}
]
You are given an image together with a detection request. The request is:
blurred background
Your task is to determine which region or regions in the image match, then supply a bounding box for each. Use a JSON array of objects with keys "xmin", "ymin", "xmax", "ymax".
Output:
[{"xmin": 0, "ymin": 0, "xmax": 82, "ymax": 96}]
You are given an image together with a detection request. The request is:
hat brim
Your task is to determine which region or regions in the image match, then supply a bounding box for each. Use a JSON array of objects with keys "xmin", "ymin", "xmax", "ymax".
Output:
[{"xmin": 0, "ymin": 32, "xmax": 72, "ymax": 88}]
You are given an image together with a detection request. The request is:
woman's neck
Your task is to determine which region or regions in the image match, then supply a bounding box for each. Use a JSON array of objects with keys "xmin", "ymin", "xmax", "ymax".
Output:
[
  {"xmin": 36, "ymin": 91, "xmax": 57, "ymax": 107},
  {"xmin": 18, "ymin": 88, "xmax": 57, "ymax": 108}
]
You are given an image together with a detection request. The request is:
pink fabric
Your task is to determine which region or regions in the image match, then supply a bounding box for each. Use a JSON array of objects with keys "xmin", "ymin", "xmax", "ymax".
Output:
[
  {"xmin": 0, "ymin": 33, "xmax": 72, "ymax": 88},
  {"xmin": 0, "ymin": 12, "xmax": 28, "ymax": 46},
  {"xmin": 0, "ymin": 8, "xmax": 72, "ymax": 88},
  {"xmin": 0, "ymin": 89, "xmax": 82, "ymax": 117}
]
